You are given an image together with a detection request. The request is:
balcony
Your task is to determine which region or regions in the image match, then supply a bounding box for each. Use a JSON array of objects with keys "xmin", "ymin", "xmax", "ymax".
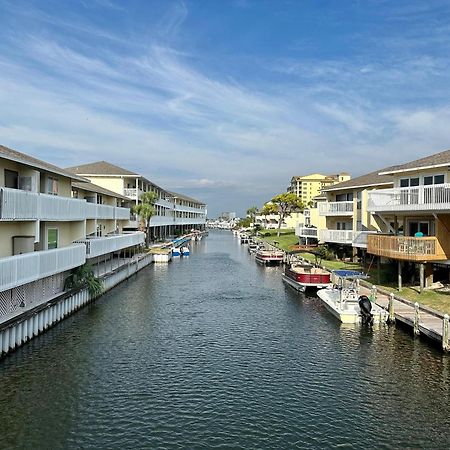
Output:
[
  {"xmin": 85, "ymin": 203, "xmax": 130, "ymax": 220},
  {"xmin": 74, "ymin": 232, "xmax": 145, "ymax": 258},
  {"xmin": 0, "ymin": 187, "xmax": 86, "ymax": 221},
  {"xmin": 0, "ymin": 244, "xmax": 86, "ymax": 293},
  {"xmin": 319, "ymin": 201, "xmax": 353, "ymax": 216},
  {"xmin": 295, "ymin": 226, "xmax": 318, "ymax": 238},
  {"xmin": 352, "ymin": 231, "xmax": 378, "ymax": 248},
  {"xmin": 319, "ymin": 229, "xmax": 354, "ymax": 244},
  {"xmin": 367, "ymin": 234, "xmax": 447, "ymax": 261},
  {"xmin": 367, "ymin": 184, "xmax": 450, "ymax": 213}
]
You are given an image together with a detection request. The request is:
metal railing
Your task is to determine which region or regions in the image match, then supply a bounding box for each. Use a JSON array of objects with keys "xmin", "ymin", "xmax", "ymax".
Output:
[
  {"xmin": 75, "ymin": 232, "xmax": 145, "ymax": 258},
  {"xmin": 295, "ymin": 226, "xmax": 318, "ymax": 238},
  {"xmin": 367, "ymin": 183, "xmax": 450, "ymax": 212},
  {"xmin": 319, "ymin": 229, "xmax": 354, "ymax": 244},
  {"xmin": 0, "ymin": 244, "xmax": 86, "ymax": 293},
  {"xmin": 0, "ymin": 188, "xmax": 86, "ymax": 221},
  {"xmin": 318, "ymin": 201, "xmax": 354, "ymax": 216}
]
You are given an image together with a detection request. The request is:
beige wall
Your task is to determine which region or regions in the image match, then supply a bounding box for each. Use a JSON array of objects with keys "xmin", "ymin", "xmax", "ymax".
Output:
[
  {"xmin": 0, "ymin": 222, "xmax": 37, "ymax": 257},
  {"xmin": 84, "ymin": 176, "xmax": 125, "ymax": 196},
  {"xmin": 40, "ymin": 221, "xmax": 85, "ymax": 250}
]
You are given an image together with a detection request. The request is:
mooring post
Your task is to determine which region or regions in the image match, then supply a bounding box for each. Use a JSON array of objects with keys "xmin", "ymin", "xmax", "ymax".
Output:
[
  {"xmin": 370, "ymin": 285, "xmax": 377, "ymax": 302},
  {"xmin": 442, "ymin": 314, "xmax": 449, "ymax": 352},
  {"xmin": 414, "ymin": 302, "xmax": 420, "ymax": 336},
  {"xmin": 388, "ymin": 293, "xmax": 395, "ymax": 324}
]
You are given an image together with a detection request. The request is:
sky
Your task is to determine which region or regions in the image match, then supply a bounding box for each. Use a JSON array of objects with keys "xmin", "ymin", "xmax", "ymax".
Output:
[{"xmin": 2, "ymin": 0, "xmax": 450, "ymax": 217}]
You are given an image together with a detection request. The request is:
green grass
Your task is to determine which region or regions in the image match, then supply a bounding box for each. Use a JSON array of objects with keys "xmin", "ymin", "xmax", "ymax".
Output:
[{"xmin": 259, "ymin": 230, "xmax": 298, "ymax": 252}]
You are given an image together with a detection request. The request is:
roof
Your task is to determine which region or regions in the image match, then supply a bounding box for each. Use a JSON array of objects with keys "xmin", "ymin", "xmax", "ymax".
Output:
[
  {"xmin": 323, "ymin": 169, "xmax": 393, "ymax": 192},
  {"xmin": 379, "ymin": 149, "xmax": 450, "ymax": 175},
  {"xmin": 66, "ymin": 161, "xmax": 139, "ymax": 176},
  {"xmin": 168, "ymin": 190, "xmax": 205, "ymax": 205},
  {"xmin": 72, "ymin": 181, "xmax": 129, "ymax": 201},
  {"xmin": 0, "ymin": 144, "xmax": 87, "ymax": 182},
  {"xmin": 312, "ymin": 194, "xmax": 326, "ymax": 200}
]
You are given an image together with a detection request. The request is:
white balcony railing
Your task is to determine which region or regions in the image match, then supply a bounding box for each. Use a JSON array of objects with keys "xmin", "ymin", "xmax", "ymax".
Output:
[
  {"xmin": 367, "ymin": 183, "xmax": 450, "ymax": 213},
  {"xmin": 75, "ymin": 232, "xmax": 145, "ymax": 258},
  {"xmin": 319, "ymin": 229, "xmax": 354, "ymax": 244},
  {"xmin": 85, "ymin": 203, "xmax": 130, "ymax": 220},
  {"xmin": 352, "ymin": 231, "xmax": 378, "ymax": 248},
  {"xmin": 0, "ymin": 188, "xmax": 86, "ymax": 221},
  {"xmin": 319, "ymin": 201, "xmax": 354, "ymax": 216},
  {"xmin": 0, "ymin": 244, "xmax": 86, "ymax": 293},
  {"xmin": 295, "ymin": 226, "xmax": 318, "ymax": 238}
]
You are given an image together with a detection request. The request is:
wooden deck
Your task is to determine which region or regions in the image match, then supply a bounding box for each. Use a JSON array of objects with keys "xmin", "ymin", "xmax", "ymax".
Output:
[{"xmin": 359, "ymin": 283, "xmax": 450, "ymax": 350}]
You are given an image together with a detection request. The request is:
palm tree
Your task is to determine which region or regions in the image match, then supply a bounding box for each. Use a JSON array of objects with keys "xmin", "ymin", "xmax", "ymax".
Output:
[
  {"xmin": 133, "ymin": 192, "xmax": 158, "ymax": 247},
  {"xmin": 246, "ymin": 206, "xmax": 259, "ymax": 227}
]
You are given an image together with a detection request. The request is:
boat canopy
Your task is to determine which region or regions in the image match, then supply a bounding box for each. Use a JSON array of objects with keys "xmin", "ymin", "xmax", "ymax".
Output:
[{"xmin": 333, "ymin": 270, "xmax": 369, "ymax": 279}]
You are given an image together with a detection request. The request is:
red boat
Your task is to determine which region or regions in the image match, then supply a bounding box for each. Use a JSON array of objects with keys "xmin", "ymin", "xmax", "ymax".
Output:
[{"xmin": 282, "ymin": 264, "xmax": 331, "ymax": 292}]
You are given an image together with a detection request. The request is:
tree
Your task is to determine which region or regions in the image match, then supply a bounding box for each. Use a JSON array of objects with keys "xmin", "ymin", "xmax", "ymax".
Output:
[
  {"xmin": 260, "ymin": 202, "xmax": 278, "ymax": 229},
  {"xmin": 270, "ymin": 193, "xmax": 304, "ymax": 237},
  {"xmin": 246, "ymin": 206, "xmax": 259, "ymax": 227},
  {"xmin": 64, "ymin": 263, "xmax": 103, "ymax": 297},
  {"xmin": 133, "ymin": 192, "xmax": 158, "ymax": 247}
]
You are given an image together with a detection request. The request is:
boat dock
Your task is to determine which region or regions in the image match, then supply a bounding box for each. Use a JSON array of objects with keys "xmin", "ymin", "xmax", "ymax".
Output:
[{"xmin": 358, "ymin": 283, "xmax": 450, "ymax": 351}]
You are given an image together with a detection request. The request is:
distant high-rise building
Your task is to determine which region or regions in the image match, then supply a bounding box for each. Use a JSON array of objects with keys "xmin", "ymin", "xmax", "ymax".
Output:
[
  {"xmin": 220, "ymin": 212, "xmax": 236, "ymax": 220},
  {"xmin": 287, "ymin": 173, "xmax": 351, "ymax": 205}
]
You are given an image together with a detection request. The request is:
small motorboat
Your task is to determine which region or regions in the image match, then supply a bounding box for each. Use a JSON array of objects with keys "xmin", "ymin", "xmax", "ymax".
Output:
[
  {"xmin": 172, "ymin": 247, "xmax": 181, "ymax": 257},
  {"xmin": 181, "ymin": 246, "xmax": 190, "ymax": 256}
]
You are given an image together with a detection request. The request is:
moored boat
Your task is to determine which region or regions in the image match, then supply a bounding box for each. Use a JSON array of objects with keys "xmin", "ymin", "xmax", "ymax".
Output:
[
  {"xmin": 172, "ymin": 247, "xmax": 181, "ymax": 257},
  {"xmin": 316, "ymin": 270, "xmax": 388, "ymax": 324},
  {"xmin": 282, "ymin": 263, "xmax": 331, "ymax": 292},
  {"xmin": 181, "ymin": 246, "xmax": 190, "ymax": 256},
  {"xmin": 255, "ymin": 249, "xmax": 284, "ymax": 266}
]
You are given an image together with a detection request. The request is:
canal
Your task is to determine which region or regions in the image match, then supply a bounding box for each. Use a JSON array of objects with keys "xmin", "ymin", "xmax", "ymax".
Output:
[{"xmin": 1, "ymin": 230, "xmax": 450, "ymax": 449}]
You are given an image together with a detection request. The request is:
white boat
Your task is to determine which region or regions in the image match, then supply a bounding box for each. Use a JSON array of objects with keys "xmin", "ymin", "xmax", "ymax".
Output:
[
  {"xmin": 317, "ymin": 270, "xmax": 388, "ymax": 324},
  {"xmin": 255, "ymin": 249, "xmax": 284, "ymax": 266},
  {"xmin": 181, "ymin": 246, "xmax": 190, "ymax": 256},
  {"xmin": 172, "ymin": 247, "xmax": 181, "ymax": 257}
]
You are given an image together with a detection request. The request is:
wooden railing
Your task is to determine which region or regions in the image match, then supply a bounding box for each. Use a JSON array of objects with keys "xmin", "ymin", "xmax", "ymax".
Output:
[{"xmin": 367, "ymin": 234, "xmax": 447, "ymax": 261}]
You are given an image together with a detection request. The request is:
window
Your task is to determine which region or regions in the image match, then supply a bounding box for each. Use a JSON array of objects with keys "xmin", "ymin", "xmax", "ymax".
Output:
[
  {"xmin": 46, "ymin": 176, "xmax": 58, "ymax": 195},
  {"xmin": 400, "ymin": 177, "xmax": 419, "ymax": 187},
  {"xmin": 424, "ymin": 174, "xmax": 445, "ymax": 185},
  {"xmin": 47, "ymin": 229, "xmax": 58, "ymax": 249},
  {"xmin": 4, "ymin": 169, "xmax": 18, "ymax": 189},
  {"xmin": 336, "ymin": 193, "xmax": 353, "ymax": 202}
]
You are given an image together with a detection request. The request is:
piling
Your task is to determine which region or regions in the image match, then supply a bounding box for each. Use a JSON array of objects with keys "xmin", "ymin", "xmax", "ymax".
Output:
[
  {"xmin": 442, "ymin": 314, "xmax": 449, "ymax": 351},
  {"xmin": 387, "ymin": 293, "xmax": 396, "ymax": 324},
  {"xmin": 414, "ymin": 302, "xmax": 420, "ymax": 336}
]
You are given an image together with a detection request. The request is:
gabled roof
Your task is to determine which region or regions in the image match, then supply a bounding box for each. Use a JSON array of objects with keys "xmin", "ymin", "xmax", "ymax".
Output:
[
  {"xmin": 323, "ymin": 169, "xmax": 393, "ymax": 192},
  {"xmin": 66, "ymin": 161, "xmax": 139, "ymax": 176},
  {"xmin": 0, "ymin": 145, "xmax": 87, "ymax": 182},
  {"xmin": 168, "ymin": 190, "xmax": 205, "ymax": 205},
  {"xmin": 379, "ymin": 149, "xmax": 450, "ymax": 175},
  {"xmin": 72, "ymin": 181, "xmax": 129, "ymax": 201}
]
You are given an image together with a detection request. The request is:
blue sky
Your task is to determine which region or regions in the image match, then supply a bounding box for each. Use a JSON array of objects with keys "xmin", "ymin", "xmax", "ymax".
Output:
[{"xmin": 1, "ymin": 0, "xmax": 450, "ymax": 216}]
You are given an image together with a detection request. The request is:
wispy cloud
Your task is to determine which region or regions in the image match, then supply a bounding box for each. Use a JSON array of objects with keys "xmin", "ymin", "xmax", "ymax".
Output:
[{"xmin": 1, "ymin": 1, "xmax": 450, "ymax": 214}]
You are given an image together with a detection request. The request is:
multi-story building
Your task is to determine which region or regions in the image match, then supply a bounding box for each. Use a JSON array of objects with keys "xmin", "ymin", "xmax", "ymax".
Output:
[
  {"xmin": 309, "ymin": 170, "xmax": 394, "ymax": 256},
  {"xmin": 0, "ymin": 145, "xmax": 146, "ymax": 352},
  {"xmin": 366, "ymin": 149, "xmax": 450, "ymax": 289},
  {"xmin": 287, "ymin": 173, "xmax": 351, "ymax": 206},
  {"xmin": 67, "ymin": 161, "xmax": 207, "ymax": 238}
]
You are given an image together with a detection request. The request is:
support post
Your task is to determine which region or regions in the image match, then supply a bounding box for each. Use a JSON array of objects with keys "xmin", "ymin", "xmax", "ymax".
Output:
[
  {"xmin": 419, "ymin": 263, "xmax": 425, "ymax": 293},
  {"xmin": 398, "ymin": 260, "xmax": 402, "ymax": 292},
  {"xmin": 442, "ymin": 314, "xmax": 449, "ymax": 351},
  {"xmin": 414, "ymin": 302, "xmax": 420, "ymax": 336},
  {"xmin": 370, "ymin": 285, "xmax": 377, "ymax": 302},
  {"xmin": 377, "ymin": 257, "xmax": 381, "ymax": 285},
  {"xmin": 388, "ymin": 293, "xmax": 395, "ymax": 324}
]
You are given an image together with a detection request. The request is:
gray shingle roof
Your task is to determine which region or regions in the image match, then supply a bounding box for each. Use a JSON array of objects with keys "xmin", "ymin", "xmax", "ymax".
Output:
[
  {"xmin": 66, "ymin": 161, "xmax": 139, "ymax": 176},
  {"xmin": 168, "ymin": 190, "xmax": 205, "ymax": 205},
  {"xmin": 0, "ymin": 144, "xmax": 87, "ymax": 182},
  {"xmin": 323, "ymin": 169, "xmax": 393, "ymax": 192},
  {"xmin": 72, "ymin": 181, "xmax": 130, "ymax": 201},
  {"xmin": 379, "ymin": 149, "xmax": 450, "ymax": 175}
]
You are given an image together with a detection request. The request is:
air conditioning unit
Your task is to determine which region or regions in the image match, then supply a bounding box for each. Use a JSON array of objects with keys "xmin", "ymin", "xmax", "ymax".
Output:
[{"xmin": 13, "ymin": 236, "xmax": 35, "ymax": 255}]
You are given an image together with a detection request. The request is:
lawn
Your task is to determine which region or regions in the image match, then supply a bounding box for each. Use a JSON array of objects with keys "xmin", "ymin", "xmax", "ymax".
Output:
[{"xmin": 258, "ymin": 229, "xmax": 298, "ymax": 252}]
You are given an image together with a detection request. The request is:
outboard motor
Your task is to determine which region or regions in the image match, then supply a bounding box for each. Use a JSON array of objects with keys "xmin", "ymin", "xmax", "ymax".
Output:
[{"xmin": 358, "ymin": 295, "xmax": 374, "ymax": 326}]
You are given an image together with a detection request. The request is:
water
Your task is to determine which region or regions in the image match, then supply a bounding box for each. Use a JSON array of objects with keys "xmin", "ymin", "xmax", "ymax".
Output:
[{"xmin": 1, "ymin": 230, "xmax": 450, "ymax": 449}]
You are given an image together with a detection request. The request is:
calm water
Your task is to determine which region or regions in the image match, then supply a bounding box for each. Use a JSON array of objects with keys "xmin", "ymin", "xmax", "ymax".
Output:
[{"xmin": 1, "ymin": 230, "xmax": 450, "ymax": 449}]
